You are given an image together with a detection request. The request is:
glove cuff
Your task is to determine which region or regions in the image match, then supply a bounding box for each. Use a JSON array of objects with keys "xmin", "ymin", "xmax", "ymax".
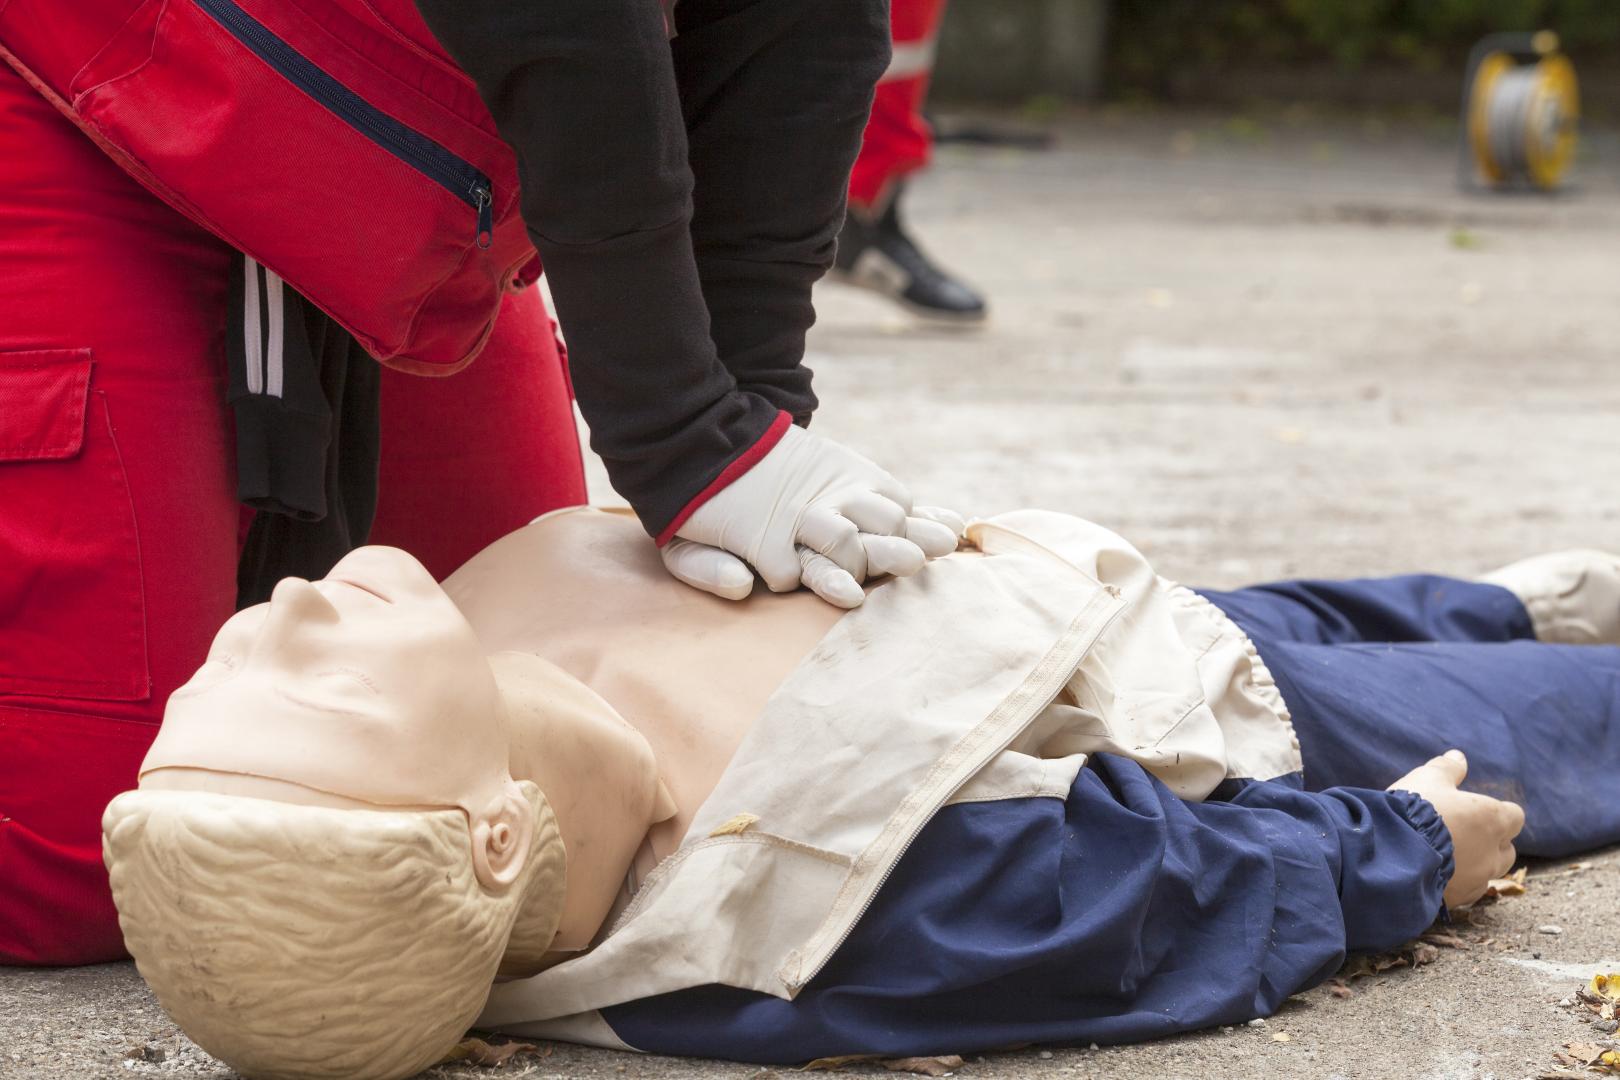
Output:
[{"xmin": 655, "ymin": 410, "xmax": 793, "ymax": 547}]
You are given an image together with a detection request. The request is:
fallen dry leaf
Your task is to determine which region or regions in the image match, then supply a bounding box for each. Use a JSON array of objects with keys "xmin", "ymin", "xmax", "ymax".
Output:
[
  {"xmin": 1340, "ymin": 937, "xmax": 1444, "ymax": 981},
  {"xmin": 1484, "ymin": 867, "xmax": 1528, "ymax": 898},
  {"xmin": 1560, "ymin": 1042, "xmax": 1620, "ymax": 1074},
  {"xmin": 803, "ymin": 1055, "xmax": 880, "ymax": 1071},
  {"xmin": 1328, "ymin": 979, "xmax": 1353, "ymax": 999},
  {"xmin": 1571, "ymin": 974, "xmax": 1620, "ymax": 1028},
  {"xmin": 438, "ymin": 1038, "xmax": 550, "ymax": 1068},
  {"xmin": 1341, "ymin": 952, "xmax": 1405, "ymax": 979},
  {"xmin": 1420, "ymin": 930, "xmax": 1471, "ymax": 950},
  {"xmin": 883, "ymin": 1055, "xmax": 965, "ymax": 1076}
]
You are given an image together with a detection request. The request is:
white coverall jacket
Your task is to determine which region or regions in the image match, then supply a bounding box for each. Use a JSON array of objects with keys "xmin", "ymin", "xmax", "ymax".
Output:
[{"xmin": 481, "ymin": 510, "xmax": 1301, "ymax": 1048}]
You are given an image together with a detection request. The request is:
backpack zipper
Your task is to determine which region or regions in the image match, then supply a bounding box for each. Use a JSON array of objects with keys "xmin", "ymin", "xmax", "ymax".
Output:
[{"xmin": 192, "ymin": 0, "xmax": 494, "ymax": 249}]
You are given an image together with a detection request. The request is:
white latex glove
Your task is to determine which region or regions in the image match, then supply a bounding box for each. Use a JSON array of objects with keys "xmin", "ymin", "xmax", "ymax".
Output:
[{"xmin": 659, "ymin": 424, "xmax": 964, "ymax": 608}]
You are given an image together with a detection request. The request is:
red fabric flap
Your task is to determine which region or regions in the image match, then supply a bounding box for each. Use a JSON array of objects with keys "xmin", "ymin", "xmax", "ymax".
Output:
[{"xmin": 0, "ymin": 349, "xmax": 93, "ymax": 462}]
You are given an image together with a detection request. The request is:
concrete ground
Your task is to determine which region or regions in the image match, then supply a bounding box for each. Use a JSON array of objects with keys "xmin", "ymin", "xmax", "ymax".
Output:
[{"xmin": 5, "ymin": 109, "xmax": 1619, "ymax": 1079}]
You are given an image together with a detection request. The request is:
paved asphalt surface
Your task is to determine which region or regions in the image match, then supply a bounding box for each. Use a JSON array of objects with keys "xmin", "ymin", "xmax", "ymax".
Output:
[{"xmin": 4, "ymin": 107, "xmax": 1618, "ymax": 1079}]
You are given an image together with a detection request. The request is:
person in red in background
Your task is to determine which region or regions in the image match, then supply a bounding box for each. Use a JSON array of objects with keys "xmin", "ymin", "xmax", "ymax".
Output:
[{"xmin": 831, "ymin": 0, "xmax": 988, "ymax": 323}]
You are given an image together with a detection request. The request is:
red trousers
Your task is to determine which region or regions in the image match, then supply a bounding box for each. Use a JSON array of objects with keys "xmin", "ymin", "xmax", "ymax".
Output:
[
  {"xmin": 0, "ymin": 65, "xmax": 585, "ymax": 966},
  {"xmin": 847, "ymin": 0, "xmax": 948, "ymax": 212}
]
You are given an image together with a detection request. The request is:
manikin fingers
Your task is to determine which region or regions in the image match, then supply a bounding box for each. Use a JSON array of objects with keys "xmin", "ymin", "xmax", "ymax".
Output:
[
  {"xmin": 1493, "ymin": 843, "xmax": 1519, "ymax": 879},
  {"xmin": 862, "ymin": 533, "xmax": 927, "ymax": 578},
  {"xmin": 1499, "ymin": 799, "xmax": 1527, "ymax": 838},
  {"xmin": 659, "ymin": 538, "xmax": 756, "ymax": 601},
  {"xmin": 797, "ymin": 546, "xmax": 866, "ymax": 609}
]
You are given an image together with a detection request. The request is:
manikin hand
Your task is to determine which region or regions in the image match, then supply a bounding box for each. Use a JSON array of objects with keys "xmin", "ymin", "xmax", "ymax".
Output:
[
  {"xmin": 661, "ymin": 425, "xmax": 964, "ymax": 608},
  {"xmin": 1389, "ymin": 750, "xmax": 1525, "ymax": 909}
]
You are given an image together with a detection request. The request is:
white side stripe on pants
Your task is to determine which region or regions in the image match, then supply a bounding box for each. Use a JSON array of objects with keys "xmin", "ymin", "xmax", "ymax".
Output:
[{"xmin": 880, "ymin": 38, "xmax": 938, "ymax": 83}]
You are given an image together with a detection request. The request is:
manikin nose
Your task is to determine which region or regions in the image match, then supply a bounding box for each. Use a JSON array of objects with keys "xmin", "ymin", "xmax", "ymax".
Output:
[{"xmin": 263, "ymin": 577, "xmax": 341, "ymax": 635}]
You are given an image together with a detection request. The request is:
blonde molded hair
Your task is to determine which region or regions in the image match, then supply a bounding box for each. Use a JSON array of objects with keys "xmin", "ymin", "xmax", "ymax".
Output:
[{"xmin": 102, "ymin": 783, "xmax": 565, "ymax": 1080}]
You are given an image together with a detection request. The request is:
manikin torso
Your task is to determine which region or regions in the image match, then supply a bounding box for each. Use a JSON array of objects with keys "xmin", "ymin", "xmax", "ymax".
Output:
[
  {"xmin": 141, "ymin": 507, "xmax": 974, "ymax": 961},
  {"xmin": 444, "ymin": 508, "xmax": 854, "ymax": 859}
]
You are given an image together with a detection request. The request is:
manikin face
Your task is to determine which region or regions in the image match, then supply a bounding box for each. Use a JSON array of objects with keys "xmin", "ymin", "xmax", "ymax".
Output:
[
  {"xmin": 172, "ymin": 545, "xmax": 499, "ymax": 758},
  {"xmin": 144, "ymin": 546, "xmax": 536, "ymax": 887}
]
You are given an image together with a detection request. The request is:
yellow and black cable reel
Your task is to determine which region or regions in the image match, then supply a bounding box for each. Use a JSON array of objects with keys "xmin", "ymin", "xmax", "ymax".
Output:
[{"xmin": 1459, "ymin": 31, "xmax": 1579, "ymax": 191}]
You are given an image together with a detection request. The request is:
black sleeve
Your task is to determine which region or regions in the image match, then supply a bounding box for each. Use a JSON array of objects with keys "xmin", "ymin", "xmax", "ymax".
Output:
[
  {"xmin": 410, "ymin": 0, "xmax": 782, "ymax": 538},
  {"xmin": 672, "ymin": 0, "xmax": 891, "ymax": 425}
]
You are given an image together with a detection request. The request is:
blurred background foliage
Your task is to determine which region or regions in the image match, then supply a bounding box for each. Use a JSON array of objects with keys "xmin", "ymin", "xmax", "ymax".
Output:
[
  {"xmin": 935, "ymin": 1, "xmax": 1620, "ymax": 113},
  {"xmin": 1107, "ymin": 0, "xmax": 1620, "ymax": 102}
]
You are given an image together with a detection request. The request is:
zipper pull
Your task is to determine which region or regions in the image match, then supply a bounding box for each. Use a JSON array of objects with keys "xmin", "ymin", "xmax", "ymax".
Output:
[{"xmin": 474, "ymin": 185, "xmax": 493, "ymax": 250}]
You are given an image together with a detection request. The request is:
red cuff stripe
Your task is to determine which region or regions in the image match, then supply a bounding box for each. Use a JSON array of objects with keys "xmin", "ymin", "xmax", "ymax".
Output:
[{"xmin": 655, "ymin": 410, "xmax": 793, "ymax": 547}]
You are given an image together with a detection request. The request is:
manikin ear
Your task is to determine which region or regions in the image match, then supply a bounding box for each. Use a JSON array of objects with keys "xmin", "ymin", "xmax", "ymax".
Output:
[{"xmin": 469, "ymin": 781, "xmax": 535, "ymax": 891}]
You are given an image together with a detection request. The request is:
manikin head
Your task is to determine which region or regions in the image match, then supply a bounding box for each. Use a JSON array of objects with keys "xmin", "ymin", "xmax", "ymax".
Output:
[{"xmin": 102, "ymin": 547, "xmax": 569, "ymax": 1080}]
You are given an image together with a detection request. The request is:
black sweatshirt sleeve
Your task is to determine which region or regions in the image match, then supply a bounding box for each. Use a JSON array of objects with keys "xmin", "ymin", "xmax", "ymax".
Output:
[
  {"xmin": 672, "ymin": 0, "xmax": 890, "ymax": 425},
  {"xmin": 409, "ymin": 0, "xmax": 887, "ymax": 538}
]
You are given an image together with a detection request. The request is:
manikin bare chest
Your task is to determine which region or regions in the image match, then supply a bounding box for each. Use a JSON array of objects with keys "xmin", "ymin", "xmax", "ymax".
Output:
[{"xmin": 442, "ymin": 509, "xmax": 845, "ymax": 856}]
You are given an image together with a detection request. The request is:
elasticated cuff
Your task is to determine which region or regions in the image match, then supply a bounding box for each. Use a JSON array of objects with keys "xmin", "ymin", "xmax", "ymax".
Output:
[{"xmin": 1387, "ymin": 788, "xmax": 1457, "ymax": 915}]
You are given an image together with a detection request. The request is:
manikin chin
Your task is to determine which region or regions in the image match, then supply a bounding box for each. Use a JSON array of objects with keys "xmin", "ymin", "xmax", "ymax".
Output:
[{"xmin": 101, "ymin": 545, "xmax": 673, "ymax": 1080}]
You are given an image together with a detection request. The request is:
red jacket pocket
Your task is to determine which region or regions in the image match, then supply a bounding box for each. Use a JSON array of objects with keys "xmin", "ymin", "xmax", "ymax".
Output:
[{"xmin": 0, "ymin": 349, "xmax": 92, "ymax": 462}]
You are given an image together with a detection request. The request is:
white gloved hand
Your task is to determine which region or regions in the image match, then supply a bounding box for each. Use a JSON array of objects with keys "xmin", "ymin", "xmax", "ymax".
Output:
[{"xmin": 659, "ymin": 424, "xmax": 964, "ymax": 608}]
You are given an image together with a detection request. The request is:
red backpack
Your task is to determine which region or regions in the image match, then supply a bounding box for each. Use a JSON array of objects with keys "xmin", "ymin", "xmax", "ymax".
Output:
[{"xmin": 0, "ymin": 0, "xmax": 535, "ymax": 375}]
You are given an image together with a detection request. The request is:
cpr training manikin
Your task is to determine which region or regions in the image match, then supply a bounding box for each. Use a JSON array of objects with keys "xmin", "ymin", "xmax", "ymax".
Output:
[{"xmin": 103, "ymin": 507, "xmax": 1620, "ymax": 1079}]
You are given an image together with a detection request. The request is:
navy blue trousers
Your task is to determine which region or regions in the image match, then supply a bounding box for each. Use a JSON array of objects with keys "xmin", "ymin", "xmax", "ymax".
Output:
[{"xmin": 1202, "ymin": 574, "xmax": 1620, "ymax": 857}]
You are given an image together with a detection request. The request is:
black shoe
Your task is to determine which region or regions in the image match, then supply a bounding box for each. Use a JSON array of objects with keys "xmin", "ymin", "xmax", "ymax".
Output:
[{"xmin": 831, "ymin": 192, "xmax": 987, "ymax": 324}]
